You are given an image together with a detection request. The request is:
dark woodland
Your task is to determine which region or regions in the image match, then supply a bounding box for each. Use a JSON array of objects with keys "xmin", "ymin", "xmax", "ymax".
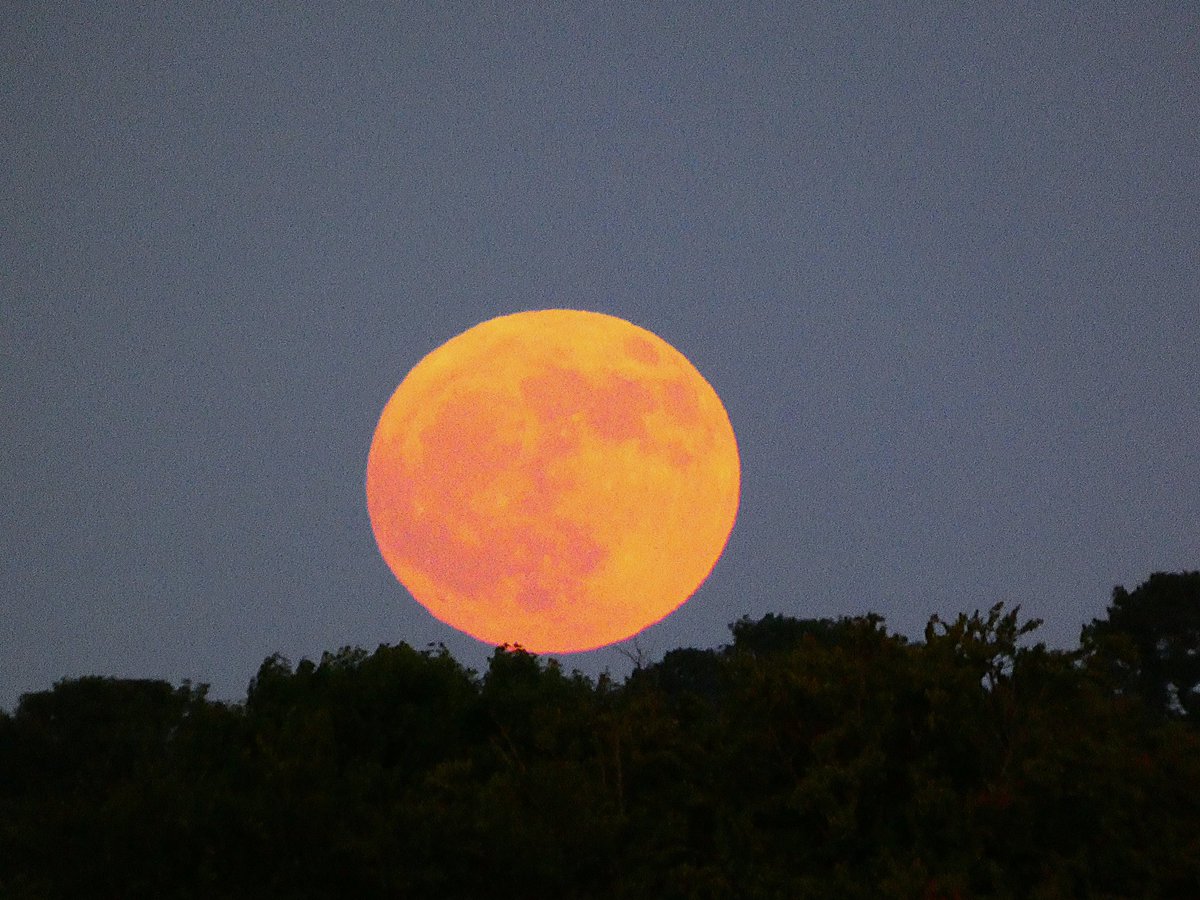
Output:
[{"xmin": 2, "ymin": 572, "xmax": 1199, "ymax": 898}]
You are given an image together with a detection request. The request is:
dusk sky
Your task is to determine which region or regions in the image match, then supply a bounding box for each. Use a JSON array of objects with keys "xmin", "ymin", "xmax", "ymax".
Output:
[{"xmin": 4, "ymin": 3, "xmax": 1197, "ymax": 710}]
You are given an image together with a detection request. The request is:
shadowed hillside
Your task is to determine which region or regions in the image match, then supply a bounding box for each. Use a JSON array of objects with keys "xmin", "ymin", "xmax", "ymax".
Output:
[{"xmin": 2, "ymin": 573, "xmax": 1198, "ymax": 898}]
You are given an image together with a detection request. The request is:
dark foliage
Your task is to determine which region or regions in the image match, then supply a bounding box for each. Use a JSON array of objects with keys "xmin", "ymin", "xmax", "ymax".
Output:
[
  {"xmin": 2, "ymin": 573, "xmax": 1199, "ymax": 898},
  {"xmin": 1082, "ymin": 571, "xmax": 1200, "ymax": 720}
]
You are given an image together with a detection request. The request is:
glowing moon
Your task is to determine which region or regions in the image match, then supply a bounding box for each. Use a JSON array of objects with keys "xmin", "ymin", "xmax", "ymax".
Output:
[{"xmin": 365, "ymin": 309, "xmax": 740, "ymax": 653}]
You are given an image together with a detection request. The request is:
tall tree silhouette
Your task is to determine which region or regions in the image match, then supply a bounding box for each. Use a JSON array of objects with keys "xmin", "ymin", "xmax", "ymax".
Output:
[{"xmin": 1083, "ymin": 571, "xmax": 1200, "ymax": 719}]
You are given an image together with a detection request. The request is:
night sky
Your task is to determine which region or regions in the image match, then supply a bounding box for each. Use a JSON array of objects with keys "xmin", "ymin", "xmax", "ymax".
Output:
[{"xmin": 4, "ymin": 3, "xmax": 1197, "ymax": 710}]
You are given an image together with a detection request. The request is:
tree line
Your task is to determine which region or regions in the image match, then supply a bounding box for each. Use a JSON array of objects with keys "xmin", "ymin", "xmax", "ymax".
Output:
[{"xmin": 1, "ymin": 572, "xmax": 1198, "ymax": 898}]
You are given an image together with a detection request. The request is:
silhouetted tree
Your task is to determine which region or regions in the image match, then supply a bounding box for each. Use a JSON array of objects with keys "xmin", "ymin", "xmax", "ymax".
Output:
[
  {"xmin": 1083, "ymin": 571, "xmax": 1200, "ymax": 719},
  {"xmin": 728, "ymin": 611, "xmax": 861, "ymax": 657},
  {"xmin": 3, "ymin": 576, "xmax": 1200, "ymax": 897}
]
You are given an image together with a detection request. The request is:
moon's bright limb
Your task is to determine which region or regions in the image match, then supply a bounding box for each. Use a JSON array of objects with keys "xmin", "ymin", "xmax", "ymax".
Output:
[{"xmin": 365, "ymin": 309, "xmax": 740, "ymax": 653}]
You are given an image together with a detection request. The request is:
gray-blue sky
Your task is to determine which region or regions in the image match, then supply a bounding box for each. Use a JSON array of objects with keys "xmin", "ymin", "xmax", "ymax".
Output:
[{"xmin": 3, "ymin": 2, "xmax": 1197, "ymax": 710}]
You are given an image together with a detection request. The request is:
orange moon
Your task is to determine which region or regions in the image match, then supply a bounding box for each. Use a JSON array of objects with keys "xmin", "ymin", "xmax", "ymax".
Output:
[{"xmin": 365, "ymin": 309, "xmax": 740, "ymax": 653}]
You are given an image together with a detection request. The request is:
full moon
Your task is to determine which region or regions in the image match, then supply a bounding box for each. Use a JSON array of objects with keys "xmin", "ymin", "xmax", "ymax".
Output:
[{"xmin": 365, "ymin": 309, "xmax": 740, "ymax": 653}]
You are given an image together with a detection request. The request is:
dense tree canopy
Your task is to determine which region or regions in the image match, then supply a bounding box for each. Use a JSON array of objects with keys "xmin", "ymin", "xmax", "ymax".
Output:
[
  {"xmin": 2, "ymin": 572, "xmax": 1198, "ymax": 897},
  {"xmin": 1082, "ymin": 571, "xmax": 1200, "ymax": 720}
]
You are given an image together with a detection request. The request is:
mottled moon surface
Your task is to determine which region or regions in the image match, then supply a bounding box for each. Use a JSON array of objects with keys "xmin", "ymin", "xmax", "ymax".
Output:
[{"xmin": 365, "ymin": 309, "xmax": 740, "ymax": 653}]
